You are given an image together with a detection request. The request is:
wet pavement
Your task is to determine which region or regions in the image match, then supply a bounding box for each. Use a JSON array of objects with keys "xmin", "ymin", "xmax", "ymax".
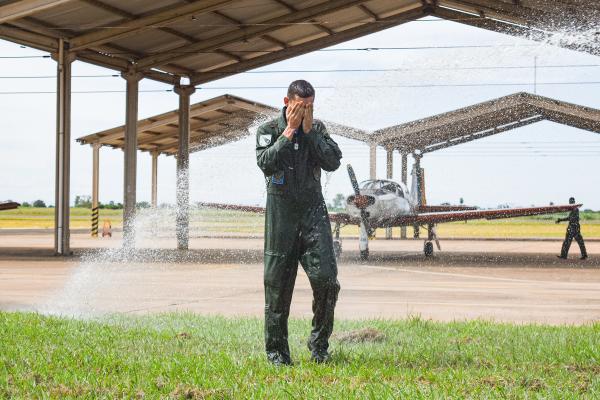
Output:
[{"xmin": 0, "ymin": 233, "xmax": 599, "ymax": 324}]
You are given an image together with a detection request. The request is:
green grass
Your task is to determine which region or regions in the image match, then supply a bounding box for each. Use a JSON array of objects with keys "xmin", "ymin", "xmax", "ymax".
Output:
[{"xmin": 1, "ymin": 312, "xmax": 599, "ymax": 399}]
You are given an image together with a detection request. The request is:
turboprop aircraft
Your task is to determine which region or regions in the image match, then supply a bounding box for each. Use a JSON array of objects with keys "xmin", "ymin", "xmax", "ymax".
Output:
[
  {"xmin": 330, "ymin": 164, "xmax": 580, "ymax": 259},
  {"xmin": 199, "ymin": 164, "xmax": 580, "ymax": 260}
]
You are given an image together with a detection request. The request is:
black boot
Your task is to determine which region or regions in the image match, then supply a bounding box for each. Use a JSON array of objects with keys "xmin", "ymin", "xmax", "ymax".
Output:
[
  {"xmin": 307, "ymin": 341, "xmax": 331, "ymax": 364},
  {"xmin": 267, "ymin": 351, "xmax": 293, "ymax": 367}
]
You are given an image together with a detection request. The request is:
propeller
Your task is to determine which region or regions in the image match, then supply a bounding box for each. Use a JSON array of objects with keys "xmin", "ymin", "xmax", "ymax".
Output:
[{"xmin": 346, "ymin": 164, "xmax": 375, "ymax": 238}]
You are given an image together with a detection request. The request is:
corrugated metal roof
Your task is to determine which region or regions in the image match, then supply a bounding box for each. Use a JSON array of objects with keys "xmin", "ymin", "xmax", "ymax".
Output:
[
  {"xmin": 76, "ymin": 94, "xmax": 277, "ymax": 155},
  {"xmin": 370, "ymin": 92, "xmax": 600, "ymax": 153},
  {"xmin": 2, "ymin": 1, "xmax": 597, "ymax": 85},
  {"xmin": 76, "ymin": 93, "xmax": 368, "ymax": 155}
]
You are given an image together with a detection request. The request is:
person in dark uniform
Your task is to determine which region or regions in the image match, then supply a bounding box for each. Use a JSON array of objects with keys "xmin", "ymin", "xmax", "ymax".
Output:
[
  {"xmin": 256, "ymin": 80, "xmax": 342, "ymax": 366},
  {"xmin": 556, "ymin": 197, "xmax": 587, "ymax": 260}
]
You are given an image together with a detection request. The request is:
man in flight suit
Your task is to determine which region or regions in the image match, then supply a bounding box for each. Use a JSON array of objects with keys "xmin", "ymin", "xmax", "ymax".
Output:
[
  {"xmin": 556, "ymin": 197, "xmax": 587, "ymax": 260},
  {"xmin": 256, "ymin": 80, "xmax": 342, "ymax": 366}
]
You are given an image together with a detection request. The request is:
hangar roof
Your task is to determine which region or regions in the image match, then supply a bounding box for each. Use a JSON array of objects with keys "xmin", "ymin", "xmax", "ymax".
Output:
[
  {"xmin": 76, "ymin": 93, "xmax": 367, "ymax": 155},
  {"xmin": 370, "ymin": 92, "xmax": 600, "ymax": 153},
  {"xmin": 1, "ymin": 0, "xmax": 598, "ymax": 85}
]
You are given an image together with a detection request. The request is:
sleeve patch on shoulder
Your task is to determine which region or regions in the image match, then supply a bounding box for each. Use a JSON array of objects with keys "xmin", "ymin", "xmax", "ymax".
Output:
[{"xmin": 259, "ymin": 134, "xmax": 272, "ymax": 146}]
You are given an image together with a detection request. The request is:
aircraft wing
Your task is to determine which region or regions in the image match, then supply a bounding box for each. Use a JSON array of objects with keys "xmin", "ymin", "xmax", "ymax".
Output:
[
  {"xmin": 198, "ymin": 202, "xmax": 360, "ymax": 225},
  {"xmin": 197, "ymin": 202, "xmax": 265, "ymax": 214},
  {"xmin": 416, "ymin": 205, "xmax": 477, "ymax": 212},
  {"xmin": 382, "ymin": 204, "xmax": 581, "ymax": 226},
  {"xmin": 329, "ymin": 212, "xmax": 360, "ymax": 225},
  {"xmin": 0, "ymin": 201, "xmax": 19, "ymax": 211}
]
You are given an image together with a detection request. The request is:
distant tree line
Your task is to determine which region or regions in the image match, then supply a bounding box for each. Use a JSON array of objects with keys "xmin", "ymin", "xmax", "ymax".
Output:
[
  {"xmin": 326, "ymin": 193, "xmax": 346, "ymax": 212},
  {"xmin": 20, "ymin": 200, "xmax": 49, "ymax": 208},
  {"xmin": 19, "ymin": 195, "xmax": 152, "ymax": 210},
  {"xmin": 73, "ymin": 195, "xmax": 151, "ymax": 209}
]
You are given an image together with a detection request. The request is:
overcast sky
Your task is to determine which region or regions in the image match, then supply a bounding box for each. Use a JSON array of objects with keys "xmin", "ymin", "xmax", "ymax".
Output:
[{"xmin": 1, "ymin": 17, "xmax": 599, "ymax": 209}]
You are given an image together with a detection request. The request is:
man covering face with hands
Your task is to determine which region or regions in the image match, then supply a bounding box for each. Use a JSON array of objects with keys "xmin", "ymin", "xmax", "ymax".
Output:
[{"xmin": 256, "ymin": 80, "xmax": 342, "ymax": 366}]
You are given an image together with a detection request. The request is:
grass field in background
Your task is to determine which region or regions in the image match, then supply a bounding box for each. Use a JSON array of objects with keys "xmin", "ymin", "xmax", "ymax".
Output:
[
  {"xmin": 1, "ymin": 207, "xmax": 599, "ymax": 238},
  {"xmin": 1, "ymin": 312, "xmax": 598, "ymax": 399},
  {"xmin": 0, "ymin": 208, "xmax": 122, "ymax": 229}
]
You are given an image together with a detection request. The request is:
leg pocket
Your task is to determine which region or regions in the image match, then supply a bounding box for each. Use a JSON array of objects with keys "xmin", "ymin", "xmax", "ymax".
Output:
[
  {"xmin": 299, "ymin": 201, "xmax": 338, "ymax": 287},
  {"xmin": 264, "ymin": 251, "xmax": 290, "ymax": 288}
]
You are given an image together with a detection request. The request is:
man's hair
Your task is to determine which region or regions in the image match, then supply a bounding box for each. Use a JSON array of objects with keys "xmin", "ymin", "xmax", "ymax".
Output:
[
  {"xmin": 569, "ymin": 197, "xmax": 575, "ymax": 204},
  {"xmin": 287, "ymin": 80, "xmax": 315, "ymax": 99}
]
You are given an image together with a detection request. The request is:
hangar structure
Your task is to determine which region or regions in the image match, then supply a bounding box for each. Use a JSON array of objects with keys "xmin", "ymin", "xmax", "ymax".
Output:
[
  {"xmin": 0, "ymin": 0, "xmax": 599, "ymax": 254},
  {"xmin": 76, "ymin": 93, "xmax": 366, "ymax": 243},
  {"xmin": 77, "ymin": 94, "xmax": 278, "ymax": 244},
  {"xmin": 367, "ymin": 92, "xmax": 600, "ymax": 237}
]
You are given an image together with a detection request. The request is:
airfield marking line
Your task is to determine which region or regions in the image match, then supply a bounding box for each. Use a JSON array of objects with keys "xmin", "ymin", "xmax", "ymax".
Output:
[
  {"xmin": 343, "ymin": 300, "xmax": 600, "ymax": 309},
  {"xmin": 361, "ymin": 265, "xmax": 598, "ymax": 286}
]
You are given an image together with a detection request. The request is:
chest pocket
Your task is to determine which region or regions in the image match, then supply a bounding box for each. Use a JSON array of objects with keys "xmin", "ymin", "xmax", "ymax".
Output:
[{"xmin": 313, "ymin": 166, "xmax": 321, "ymax": 181}]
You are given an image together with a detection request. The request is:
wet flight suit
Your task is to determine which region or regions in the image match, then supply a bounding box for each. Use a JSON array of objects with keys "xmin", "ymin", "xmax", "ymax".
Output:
[
  {"xmin": 256, "ymin": 107, "xmax": 342, "ymax": 363},
  {"xmin": 560, "ymin": 208, "xmax": 587, "ymax": 258}
]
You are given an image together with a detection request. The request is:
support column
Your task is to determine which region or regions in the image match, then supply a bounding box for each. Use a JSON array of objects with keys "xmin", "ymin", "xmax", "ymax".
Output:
[
  {"xmin": 385, "ymin": 148, "xmax": 393, "ymax": 240},
  {"xmin": 400, "ymin": 152, "xmax": 408, "ymax": 239},
  {"xmin": 174, "ymin": 84, "xmax": 196, "ymax": 250},
  {"xmin": 151, "ymin": 151, "xmax": 158, "ymax": 208},
  {"xmin": 369, "ymin": 143, "xmax": 377, "ymax": 180},
  {"xmin": 414, "ymin": 153, "xmax": 423, "ymax": 206},
  {"xmin": 413, "ymin": 152, "xmax": 422, "ymax": 239},
  {"xmin": 91, "ymin": 143, "xmax": 100, "ymax": 237},
  {"xmin": 54, "ymin": 38, "xmax": 72, "ymax": 255},
  {"xmin": 121, "ymin": 68, "xmax": 143, "ymax": 246}
]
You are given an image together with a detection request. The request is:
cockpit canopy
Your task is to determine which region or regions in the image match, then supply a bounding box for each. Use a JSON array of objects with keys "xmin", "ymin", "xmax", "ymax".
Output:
[{"xmin": 359, "ymin": 180, "xmax": 405, "ymax": 198}]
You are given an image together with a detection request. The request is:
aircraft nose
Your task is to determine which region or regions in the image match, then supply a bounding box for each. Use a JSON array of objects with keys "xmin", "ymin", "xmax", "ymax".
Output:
[{"xmin": 347, "ymin": 194, "xmax": 375, "ymax": 209}]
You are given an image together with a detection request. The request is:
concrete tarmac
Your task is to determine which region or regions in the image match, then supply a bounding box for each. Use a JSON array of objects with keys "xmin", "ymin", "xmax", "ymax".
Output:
[{"xmin": 0, "ymin": 233, "xmax": 599, "ymax": 324}]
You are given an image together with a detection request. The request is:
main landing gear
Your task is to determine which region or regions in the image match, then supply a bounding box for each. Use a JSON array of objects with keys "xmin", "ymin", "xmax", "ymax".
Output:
[
  {"xmin": 424, "ymin": 241, "xmax": 434, "ymax": 257},
  {"xmin": 424, "ymin": 223, "xmax": 441, "ymax": 257}
]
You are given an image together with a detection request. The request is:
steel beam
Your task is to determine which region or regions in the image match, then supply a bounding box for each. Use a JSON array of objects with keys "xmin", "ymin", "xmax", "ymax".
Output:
[
  {"xmin": 369, "ymin": 143, "xmax": 377, "ymax": 180},
  {"xmin": 191, "ymin": 7, "xmax": 425, "ymax": 85},
  {"xmin": 385, "ymin": 148, "xmax": 393, "ymax": 240},
  {"xmin": 54, "ymin": 38, "xmax": 72, "ymax": 255},
  {"xmin": 0, "ymin": 24, "xmax": 58, "ymax": 52},
  {"xmin": 83, "ymin": 102, "xmax": 233, "ymax": 145},
  {"xmin": 69, "ymin": 0, "xmax": 234, "ymax": 51},
  {"xmin": 0, "ymin": 0, "xmax": 73, "ymax": 24},
  {"xmin": 174, "ymin": 85, "xmax": 196, "ymax": 250},
  {"xmin": 122, "ymin": 69, "xmax": 143, "ymax": 247},
  {"xmin": 91, "ymin": 143, "xmax": 100, "ymax": 237},
  {"xmin": 420, "ymin": 116, "xmax": 545, "ymax": 154},
  {"xmin": 151, "ymin": 151, "xmax": 158, "ymax": 208},
  {"xmin": 400, "ymin": 152, "xmax": 408, "ymax": 239},
  {"xmin": 141, "ymin": 0, "xmax": 380, "ymax": 71}
]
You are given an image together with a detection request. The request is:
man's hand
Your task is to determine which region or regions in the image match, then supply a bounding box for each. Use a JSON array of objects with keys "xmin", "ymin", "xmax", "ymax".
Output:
[
  {"xmin": 302, "ymin": 103, "xmax": 313, "ymax": 133},
  {"xmin": 283, "ymin": 103, "xmax": 304, "ymax": 140}
]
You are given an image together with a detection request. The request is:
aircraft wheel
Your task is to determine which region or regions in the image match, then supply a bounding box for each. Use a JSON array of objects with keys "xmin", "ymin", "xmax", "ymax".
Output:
[
  {"xmin": 424, "ymin": 241, "xmax": 434, "ymax": 257},
  {"xmin": 333, "ymin": 240, "xmax": 342, "ymax": 259},
  {"xmin": 360, "ymin": 249, "xmax": 369, "ymax": 261}
]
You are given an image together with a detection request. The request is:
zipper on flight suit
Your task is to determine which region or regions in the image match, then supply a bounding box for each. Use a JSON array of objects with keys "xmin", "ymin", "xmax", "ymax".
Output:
[{"xmin": 291, "ymin": 129, "xmax": 300, "ymax": 198}]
